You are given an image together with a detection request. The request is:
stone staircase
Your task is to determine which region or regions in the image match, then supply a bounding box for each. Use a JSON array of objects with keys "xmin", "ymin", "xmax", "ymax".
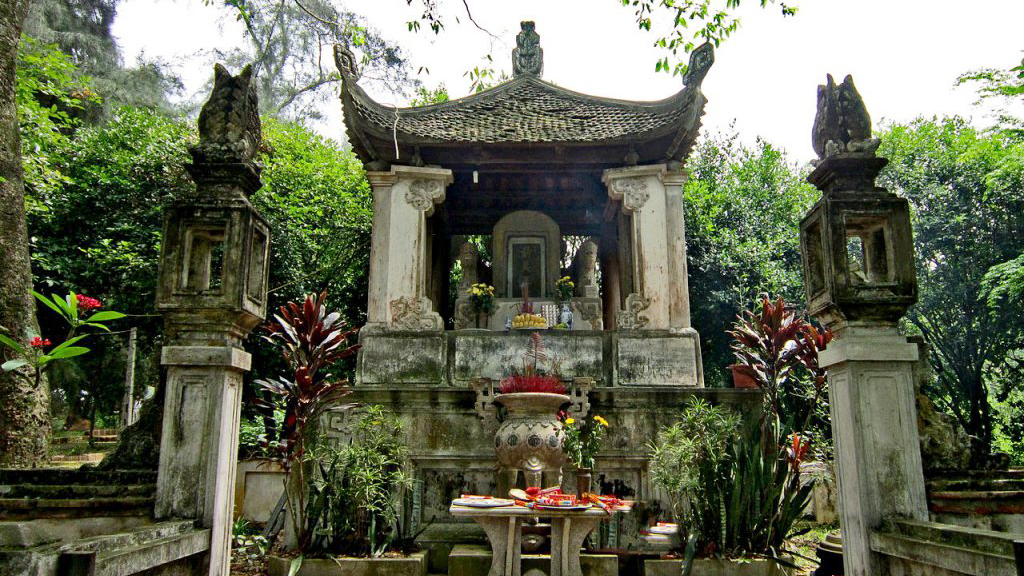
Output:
[
  {"xmin": 926, "ymin": 469, "xmax": 1024, "ymax": 533},
  {"xmin": 0, "ymin": 469, "xmax": 156, "ymax": 521}
]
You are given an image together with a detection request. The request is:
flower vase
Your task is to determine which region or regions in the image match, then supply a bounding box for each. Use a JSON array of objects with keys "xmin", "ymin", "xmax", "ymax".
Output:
[{"xmin": 576, "ymin": 467, "xmax": 593, "ymax": 496}]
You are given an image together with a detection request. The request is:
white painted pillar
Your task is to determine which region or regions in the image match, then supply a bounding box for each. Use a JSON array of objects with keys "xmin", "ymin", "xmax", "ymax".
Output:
[
  {"xmin": 364, "ymin": 165, "xmax": 453, "ymax": 331},
  {"xmin": 603, "ymin": 165, "xmax": 671, "ymax": 330},
  {"xmin": 820, "ymin": 327, "xmax": 929, "ymax": 576},
  {"xmin": 661, "ymin": 170, "xmax": 692, "ymax": 330}
]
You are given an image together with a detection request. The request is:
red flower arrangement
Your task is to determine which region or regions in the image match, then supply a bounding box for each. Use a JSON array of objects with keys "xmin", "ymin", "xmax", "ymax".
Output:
[
  {"xmin": 76, "ymin": 294, "xmax": 102, "ymax": 312},
  {"xmin": 499, "ymin": 373, "xmax": 565, "ymax": 394}
]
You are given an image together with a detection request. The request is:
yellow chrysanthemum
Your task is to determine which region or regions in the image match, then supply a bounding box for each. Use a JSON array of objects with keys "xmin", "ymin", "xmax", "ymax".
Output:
[
  {"xmin": 594, "ymin": 415, "xmax": 609, "ymax": 427},
  {"xmin": 565, "ymin": 417, "xmax": 576, "ymax": 425}
]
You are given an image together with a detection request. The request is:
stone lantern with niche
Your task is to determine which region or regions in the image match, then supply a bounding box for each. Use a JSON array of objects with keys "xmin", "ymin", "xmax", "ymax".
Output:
[
  {"xmin": 799, "ymin": 74, "xmax": 928, "ymax": 576},
  {"xmin": 799, "ymin": 154, "xmax": 916, "ymax": 332},
  {"xmin": 153, "ymin": 63, "xmax": 270, "ymax": 576}
]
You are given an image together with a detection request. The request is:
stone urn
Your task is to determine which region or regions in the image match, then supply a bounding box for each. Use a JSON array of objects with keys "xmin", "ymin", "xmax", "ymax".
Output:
[{"xmin": 494, "ymin": 392, "xmax": 570, "ymax": 487}]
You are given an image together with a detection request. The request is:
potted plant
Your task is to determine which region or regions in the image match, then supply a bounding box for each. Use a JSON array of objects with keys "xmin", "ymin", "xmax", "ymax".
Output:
[
  {"xmin": 466, "ymin": 282, "xmax": 495, "ymax": 329},
  {"xmin": 647, "ymin": 297, "xmax": 832, "ymax": 576},
  {"xmin": 494, "ymin": 332, "xmax": 570, "ymax": 487},
  {"xmin": 267, "ymin": 406, "xmax": 425, "ymax": 576},
  {"xmin": 555, "ymin": 276, "xmax": 575, "ymax": 328},
  {"xmin": 253, "ymin": 291, "xmax": 359, "ymax": 552},
  {"xmin": 561, "ymin": 413, "xmax": 609, "ymax": 496}
]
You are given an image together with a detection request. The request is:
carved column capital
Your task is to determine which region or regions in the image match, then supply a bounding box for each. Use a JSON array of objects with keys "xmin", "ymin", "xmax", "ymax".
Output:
[
  {"xmin": 405, "ymin": 178, "xmax": 446, "ymax": 213},
  {"xmin": 616, "ymin": 292, "xmax": 651, "ymax": 330},
  {"xmin": 389, "ymin": 295, "xmax": 443, "ymax": 331},
  {"xmin": 607, "ymin": 177, "xmax": 650, "ymax": 211}
]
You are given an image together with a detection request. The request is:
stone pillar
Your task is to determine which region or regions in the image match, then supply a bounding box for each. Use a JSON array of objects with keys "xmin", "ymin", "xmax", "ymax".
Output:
[
  {"xmin": 153, "ymin": 64, "xmax": 270, "ymax": 576},
  {"xmin": 661, "ymin": 169, "xmax": 692, "ymax": 330},
  {"xmin": 364, "ymin": 165, "xmax": 453, "ymax": 331},
  {"xmin": 800, "ymin": 152, "xmax": 927, "ymax": 576},
  {"xmin": 603, "ymin": 165, "xmax": 671, "ymax": 330}
]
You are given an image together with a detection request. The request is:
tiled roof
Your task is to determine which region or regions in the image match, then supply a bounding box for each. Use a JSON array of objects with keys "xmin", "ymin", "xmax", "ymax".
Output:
[{"xmin": 347, "ymin": 76, "xmax": 696, "ymax": 144}]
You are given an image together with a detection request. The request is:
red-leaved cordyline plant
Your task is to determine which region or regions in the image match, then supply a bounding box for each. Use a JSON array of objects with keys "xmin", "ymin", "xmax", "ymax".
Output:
[
  {"xmin": 254, "ymin": 290, "xmax": 359, "ymax": 551},
  {"xmin": 728, "ymin": 297, "xmax": 832, "ymax": 432}
]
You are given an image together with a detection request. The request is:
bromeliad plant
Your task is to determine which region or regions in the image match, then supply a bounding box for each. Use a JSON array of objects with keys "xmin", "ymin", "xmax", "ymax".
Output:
[
  {"xmin": 561, "ymin": 413, "xmax": 609, "ymax": 470},
  {"xmin": 254, "ymin": 290, "xmax": 360, "ymax": 552},
  {"xmin": 727, "ymin": 296, "xmax": 833, "ymax": 438},
  {"xmin": 0, "ymin": 291, "xmax": 125, "ymax": 387}
]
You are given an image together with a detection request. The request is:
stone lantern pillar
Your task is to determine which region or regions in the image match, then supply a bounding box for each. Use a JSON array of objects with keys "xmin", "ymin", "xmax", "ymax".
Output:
[
  {"xmin": 153, "ymin": 64, "xmax": 270, "ymax": 576},
  {"xmin": 800, "ymin": 74, "xmax": 927, "ymax": 576},
  {"xmin": 364, "ymin": 165, "xmax": 453, "ymax": 332}
]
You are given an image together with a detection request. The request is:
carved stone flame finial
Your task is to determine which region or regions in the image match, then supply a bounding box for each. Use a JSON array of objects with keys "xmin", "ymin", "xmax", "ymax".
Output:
[
  {"xmin": 192, "ymin": 63, "xmax": 262, "ymax": 166},
  {"xmin": 811, "ymin": 74, "xmax": 880, "ymax": 161},
  {"xmin": 512, "ymin": 21, "xmax": 543, "ymax": 77}
]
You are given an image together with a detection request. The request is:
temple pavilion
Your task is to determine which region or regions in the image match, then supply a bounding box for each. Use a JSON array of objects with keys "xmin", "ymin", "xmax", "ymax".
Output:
[{"xmin": 332, "ymin": 22, "xmax": 759, "ymax": 554}]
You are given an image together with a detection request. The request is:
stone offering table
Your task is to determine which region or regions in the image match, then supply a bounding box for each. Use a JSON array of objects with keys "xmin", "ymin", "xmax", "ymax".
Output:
[{"xmin": 449, "ymin": 503, "xmax": 626, "ymax": 576}]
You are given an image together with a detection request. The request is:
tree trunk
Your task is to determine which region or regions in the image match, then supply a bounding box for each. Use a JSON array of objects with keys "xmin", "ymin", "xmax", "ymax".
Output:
[{"xmin": 0, "ymin": 0, "xmax": 50, "ymax": 467}]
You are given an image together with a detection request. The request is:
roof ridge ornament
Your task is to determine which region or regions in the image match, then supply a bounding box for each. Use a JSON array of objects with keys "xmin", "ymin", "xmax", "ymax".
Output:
[
  {"xmin": 333, "ymin": 44, "xmax": 361, "ymax": 81},
  {"xmin": 512, "ymin": 21, "xmax": 543, "ymax": 77},
  {"xmin": 683, "ymin": 42, "xmax": 714, "ymax": 87}
]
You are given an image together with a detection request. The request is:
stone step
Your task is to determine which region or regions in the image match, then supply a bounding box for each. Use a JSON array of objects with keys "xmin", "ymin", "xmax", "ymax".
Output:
[
  {"xmin": 0, "ymin": 468, "xmax": 156, "ymax": 486},
  {"xmin": 927, "ymin": 477, "xmax": 1024, "ymax": 493},
  {"xmin": 0, "ymin": 496, "xmax": 154, "ymax": 520},
  {"xmin": 59, "ymin": 519, "xmax": 195, "ymax": 554},
  {"xmin": 0, "ymin": 483, "xmax": 156, "ymax": 499}
]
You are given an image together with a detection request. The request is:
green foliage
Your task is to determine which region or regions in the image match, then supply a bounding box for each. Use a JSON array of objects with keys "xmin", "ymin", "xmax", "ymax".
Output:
[
  {"xmin": 303, "ymin": 406, "xmax": 413, "ymax": 557},
  {"xmin": 650, "ymin": 400, "xmax": 812, "ymax": 568},
  {"xmin": 650, "ymin": 399, "xmax": 740, "ymax": 522},
  {"xmin": 684, "ymin": 133, "xmax": 817, "ymax": 385},
  {"xmin": 212, "ymin": 0, "xmax": 416, "ymax": 118},
  {"xmin": 957, "ymin": 57, "xmax": 1024, "ymax": 136},
  {"xmin": 626, "ymin": 0, "xmax": 797, "ymax": 76},
  {"xmin": 409, "ymin": 83, "xmax": 450, "ymax": 106},
  {"xmin": 24, "ymin": 0, "xmax": 182, "ymax": 113},
  {"xmin": 254, "ymin": 118, "xmax": 373, "ymax": 327},
  {"xmin": 878, "ymin": 116, "xmax": 1024, "ymax": 460},
  {"xmin": 16, "ymin": 35, "xmax": 96, "ymax": 213}
]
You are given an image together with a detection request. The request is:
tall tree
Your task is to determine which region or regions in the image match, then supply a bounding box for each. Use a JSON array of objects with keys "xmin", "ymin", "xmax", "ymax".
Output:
[
  {"xmin": 878, "ymin": 117, "xmax": 1024, "ymax": 462},
  {"xmin": 215, "ymin": 0, "xmax": 416, "ymax": 119},
  {"xmin": 24, "ymin": 0, "xmax": 181, "ymax": 113},
  {"xmin": 0, "ymin": 0, "xmax": 51, "ymax": 466},
  {"xmin": 684, "ymin": 131, "xmax": 817, "ymax": 385}
]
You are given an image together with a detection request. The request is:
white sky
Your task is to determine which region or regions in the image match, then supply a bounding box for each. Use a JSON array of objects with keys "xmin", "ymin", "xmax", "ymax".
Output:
[{"xmin": 113, "ymin": 0, "xmax": 1024, "ymax": 163}]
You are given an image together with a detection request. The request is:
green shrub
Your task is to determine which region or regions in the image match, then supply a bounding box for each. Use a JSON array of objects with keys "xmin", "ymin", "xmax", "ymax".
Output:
[{"xmin": 303, "ymin": 405, "xmax": 413, "ymax": 557}]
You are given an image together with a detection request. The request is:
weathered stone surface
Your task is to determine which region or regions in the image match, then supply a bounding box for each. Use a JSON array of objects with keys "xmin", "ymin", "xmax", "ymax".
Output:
[
  {"xmin": 812, "ymin": 74, "xmax": 879, "ymax": 160},
  {"xmin": 871, "ymin": 519, "xmax": 1019, "ymax": 576},
  {"xmin": 452, "ymin": 332, "xmax": 603, "ymax": 385},
  {"xmin": 512, "ymin": 21, "xmax": 543, "ymax": 77},
  {"xmin": 233, "ymin": 459, "xmax": 285, "ymax": 523},
  {"xmin": 357, "ymin": 333, "xmax": 447, "ymax": 385},
  {"xmin": 268, "ymin": 551, "xmax": 428, "ymax": 576},
  {"xmin": 614, "ymin": 332, "xmax": 701, "ymax": 386},
  {"xmin": 911, "ymin": 338, "xmax": 971, "ymax": 473}
]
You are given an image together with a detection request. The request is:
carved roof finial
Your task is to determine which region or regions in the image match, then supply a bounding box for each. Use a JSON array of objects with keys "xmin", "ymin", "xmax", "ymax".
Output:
[
  {"xmin": 333, "ymin": 44, "xmax": 360, "ymax": 81},
  {"xmin": 512, "ymin": 21, "xmax": 543, "ymax": 77},
  {"xmin": 812, "ymin": 74, "xmax": 879, "ymax": 161}
]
